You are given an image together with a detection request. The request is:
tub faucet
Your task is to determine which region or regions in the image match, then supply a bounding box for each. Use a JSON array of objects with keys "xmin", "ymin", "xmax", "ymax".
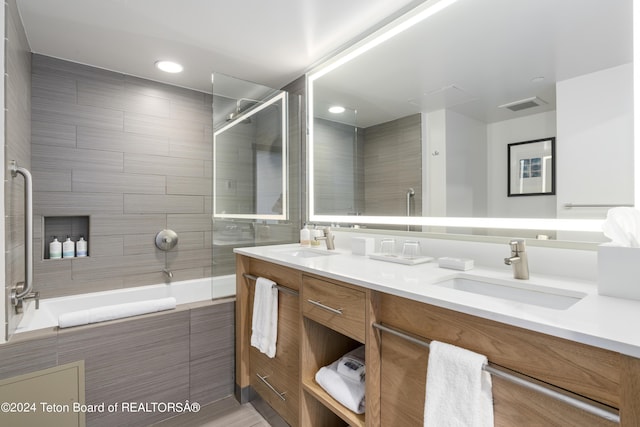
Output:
[
  {"xmin": 163, "ymin": 268, "xmax": 173, "ymax": 279},
  {"xmin": 314, "ymin": 227, "xmax": 336, "ymax": 250},
  {"xmin": 504, "ymin": 239, "xmax": 529, "ymax": 280}
]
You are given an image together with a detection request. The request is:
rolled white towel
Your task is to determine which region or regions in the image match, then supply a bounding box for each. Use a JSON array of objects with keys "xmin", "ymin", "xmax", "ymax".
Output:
[{"xmin": 59, "ymin": 297, "xmax": 177, "ymax": 329}]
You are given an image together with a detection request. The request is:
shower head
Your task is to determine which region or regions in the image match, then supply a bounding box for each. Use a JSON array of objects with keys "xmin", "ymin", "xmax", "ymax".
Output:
[{"xmin": 226, "ymin": 98, "xmax": 259, "ymax": 124}]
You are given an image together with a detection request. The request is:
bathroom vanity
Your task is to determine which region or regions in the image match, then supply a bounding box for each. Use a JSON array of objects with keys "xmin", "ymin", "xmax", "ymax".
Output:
[{"xmin": 235, "ymin": 244, "xmax": 640, "ymax": 426}]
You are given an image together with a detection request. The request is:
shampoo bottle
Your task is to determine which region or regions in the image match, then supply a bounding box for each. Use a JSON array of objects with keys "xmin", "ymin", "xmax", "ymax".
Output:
[
  {"xmin": 49, "ymin": 236, "xmax": 62, "ymax": 259},
  {"xmin": 300, "ymin": 224, "xmax": 311, "ymax": 247},
  {"xmin": 63, "ymin": 236, "xmax": 75, "ymax": 258},
  {"xmin": 76, "ymin": 236, "xmax": 88, "ymax": 257}
]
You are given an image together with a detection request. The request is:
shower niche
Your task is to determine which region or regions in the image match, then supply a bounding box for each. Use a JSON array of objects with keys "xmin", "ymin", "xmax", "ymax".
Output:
[{"xmin": 42, "ymin": 216, "xmax": 90, "ymax": 260}]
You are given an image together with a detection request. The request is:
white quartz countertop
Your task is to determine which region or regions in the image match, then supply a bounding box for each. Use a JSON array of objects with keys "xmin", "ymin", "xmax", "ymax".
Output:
[{"xmin": 235, "ymin": 243, "xmax": 640, "ymax": 358}]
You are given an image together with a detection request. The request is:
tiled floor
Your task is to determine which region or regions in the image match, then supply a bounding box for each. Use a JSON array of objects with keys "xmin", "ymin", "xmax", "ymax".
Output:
[{"xmin": 151, "ymin": 397, "xmax": 270, "ymax": 427}]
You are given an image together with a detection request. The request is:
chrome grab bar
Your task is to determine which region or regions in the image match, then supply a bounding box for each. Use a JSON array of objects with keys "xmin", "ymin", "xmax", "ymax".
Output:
[
  {"xmin": 10, "ymin": 161, "xmax": 34, "ymax": 310},
  {"xmin": 372, "ymin": 322, "xmax": 620, "ymax": 424},
  {"xmin": 406, "ymin": 188, "xmax": 415, "ymax": 231}
]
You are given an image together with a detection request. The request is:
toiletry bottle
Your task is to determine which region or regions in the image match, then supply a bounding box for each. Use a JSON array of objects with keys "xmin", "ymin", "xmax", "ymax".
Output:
[
  {"xmin": 63, "ymin": 236, "xmax": 75, "ymax": 258},
  {"xmin": 311, "ymin": 227, "xmax": 322, "ymax": 247},
  {"xmin": 300, "ymin": 224, "xmax": 311, "ymax": 247},
  {"xmin": 76, "ymin": 236, "xmax": 88, "ymax": 257},
  {"xmin": 49, "ymin": 236, "xmax": 62, "ymax": 259}
]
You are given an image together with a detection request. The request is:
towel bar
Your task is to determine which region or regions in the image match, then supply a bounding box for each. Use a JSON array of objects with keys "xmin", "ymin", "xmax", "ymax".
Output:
[
  {"xmin": 242, "ymin": 273, "xmax": 299, "ymax": 296},
  {"xmin": 372, "ymin": 322, "xmax": 620, "ymax": 424},
  {"xmin": 563, "ymin": 203, "xmax": 633, "ymax": 209}
]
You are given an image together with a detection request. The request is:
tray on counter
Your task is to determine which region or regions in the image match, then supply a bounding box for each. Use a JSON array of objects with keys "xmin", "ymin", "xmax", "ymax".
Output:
[{"xmin": 368, "ymin": 253, "xmax": 435, "ymax": 265}]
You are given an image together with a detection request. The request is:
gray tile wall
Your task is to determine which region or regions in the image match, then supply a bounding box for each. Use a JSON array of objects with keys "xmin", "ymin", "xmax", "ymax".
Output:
[
  {"xmin": 0, "ymin": 300, "xmax": 234, "ymax": 427},
  {"xmin": 313, "ymin": 113, "xmax": 422, "ymax": 221},
  {"xmin": 4, "ymin": 0, "xmax": 32, "ymax": 337},
  {"xmin": 313, "ymin": 119, "xmax": 365, "ymax": 215},
  {"xmin": 31, "ymin": 55, "xmax": 214, "ymax": 298},
  {"xmin": 364, "ymin": 114, "xmax": 422, "ymax": 217}
]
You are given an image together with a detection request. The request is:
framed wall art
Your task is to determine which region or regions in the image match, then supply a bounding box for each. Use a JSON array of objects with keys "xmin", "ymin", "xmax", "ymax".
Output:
[{"xmin": 507, "ymin": 137, "xmax": 555, "ymax": 197}]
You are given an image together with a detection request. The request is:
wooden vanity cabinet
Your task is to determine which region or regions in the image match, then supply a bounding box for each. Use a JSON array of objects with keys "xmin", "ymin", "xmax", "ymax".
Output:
[
  {"xmin": 237, "ymin": 255, "xmax": 640, "ymax": 426},
  {"xmin": 377, "ymin": 293, "xmax": 630, "ymax": 427},
  {"xmin": 299, "ymin": 274, "xmax": 376, "ymax": 427},
  {"xmin": 236, "ymin": 256, "xmax": 301, "ymax": 426}
]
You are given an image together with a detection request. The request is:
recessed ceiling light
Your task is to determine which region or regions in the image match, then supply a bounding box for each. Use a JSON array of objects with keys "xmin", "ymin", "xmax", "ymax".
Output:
[
  {"xmin": 531, "ymin": 76, "xmax": 545, "ymax": 83},
  {"xmin": 155, "ymin": 60, "xmax": 183, "ymax": 73},
  {"xmin": 328, "ymin": 106, "xmax": 346, "ymax": 114}
]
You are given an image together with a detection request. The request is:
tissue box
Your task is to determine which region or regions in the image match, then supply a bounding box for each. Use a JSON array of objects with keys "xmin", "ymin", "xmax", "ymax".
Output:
[
  {"xmin": 351, "ymin": 237, "xmax": 375, "ymax": 256},
  {"xmin": 598, "ymin": 245, "xmax": 640, "ymax": 300}
]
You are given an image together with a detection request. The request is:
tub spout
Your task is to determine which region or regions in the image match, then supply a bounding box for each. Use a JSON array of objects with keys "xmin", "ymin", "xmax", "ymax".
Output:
[{"xmin": 163, "ymin": 268, "xmax": 173, "ymax": 279}]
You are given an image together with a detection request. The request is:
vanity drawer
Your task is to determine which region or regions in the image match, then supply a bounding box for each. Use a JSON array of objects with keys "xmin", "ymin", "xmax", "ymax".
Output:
[
  {"xmin": 302, "ymin": 275, "xmax": 366, "ymax": 342},
  {"xmin": 250, "ymin": 348, "xmax": 299, "ymax": 426}
]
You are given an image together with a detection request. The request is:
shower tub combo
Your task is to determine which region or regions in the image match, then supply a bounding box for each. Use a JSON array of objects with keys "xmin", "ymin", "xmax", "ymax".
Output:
[{"xmin": 4, "ymin": 275, "xmax": 237, "ymax": 427}]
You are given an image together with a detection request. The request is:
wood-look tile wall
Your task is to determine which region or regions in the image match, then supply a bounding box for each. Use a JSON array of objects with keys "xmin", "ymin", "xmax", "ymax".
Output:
[
  {"xmin": 5, "ymin": 0, "xmax": 32, "ymax": 337},
  {"xmin": 363, "ymin": 114, "xmax": 422, "ymax": 217},
  {"xmin": 313, "ymin": 114, "xmax": 422, "ymax": 218},
  {"xmin": 0, "ymin": 301, "xmax": 234, "ymax": 427},
  {"xmin": 31, "ymin": 54, "xmax": 215, "ymax": 298}
]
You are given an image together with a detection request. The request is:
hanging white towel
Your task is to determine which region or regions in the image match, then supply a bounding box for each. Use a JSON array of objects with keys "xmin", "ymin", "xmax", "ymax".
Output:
[
  {"xmin": 424, "ymin": 341, "xmax": 494, "ymax": 427},
  {"xmin": 250, "ymin": 277, "xmax": 278, "ymax": 358}
]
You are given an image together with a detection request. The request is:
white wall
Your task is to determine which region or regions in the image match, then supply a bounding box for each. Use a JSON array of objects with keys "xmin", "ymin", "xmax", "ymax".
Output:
[
  {"xmin": 556, "ymin": 63, "xmax": 634, "ymax": 220},
  {"xmin": 446, "ymin": 110, "xmax": 487, "ymax": 218},
  {"xmin": 487, "ymin": 111, "xmax": 557, "ymax": 219},
  {"xmin": 424, "ymin": 109, "xmax": 487, "ymax": 219}
]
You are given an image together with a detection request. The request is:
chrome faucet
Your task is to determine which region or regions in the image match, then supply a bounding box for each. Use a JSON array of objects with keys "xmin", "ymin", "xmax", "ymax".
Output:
[
  {"xmin": 314, "ymin": 227, "xmax": 336, "ymax": 250},
  {"xmin": 504, "ymin": 239, "xmax": 529, "ymax": 279}
]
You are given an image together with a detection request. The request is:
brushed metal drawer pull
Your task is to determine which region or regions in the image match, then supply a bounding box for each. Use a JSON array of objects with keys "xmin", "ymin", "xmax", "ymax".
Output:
[
  {"xmin": 307, "ymin": 299, "xmax": 343, "ymax": 315},
  {"xmin": 256, "ymin": 374, "xmax": 287, "ymax": 401}
]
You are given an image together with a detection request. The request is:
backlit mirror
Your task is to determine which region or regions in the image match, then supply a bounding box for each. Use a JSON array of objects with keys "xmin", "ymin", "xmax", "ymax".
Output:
[
  {"xmin": 213, "ymin": 73, "xmax": 288, "ymax": 220},
  {"xmin": 308, "ymin": 0, "xmax": 633, "ymax": 241}
]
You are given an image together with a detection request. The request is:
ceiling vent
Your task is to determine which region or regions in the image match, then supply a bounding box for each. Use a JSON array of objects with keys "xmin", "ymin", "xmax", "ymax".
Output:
[{"xmin": 498, "ymin": 96, "xmax": 547, "ymax": 112}]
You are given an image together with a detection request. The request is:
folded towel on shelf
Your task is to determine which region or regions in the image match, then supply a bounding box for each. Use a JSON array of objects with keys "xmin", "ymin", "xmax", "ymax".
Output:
[
  {"xmin": 250, "ymin": 277, "xmax": 278, "ymax": 358},
  {"xmin": 315, "ymin": 346, "xmax": 366, "ymax": 414},
  {"xmin": 58, "ymin": 297, "xmax": 177, "ymax": 329},
  {"xmin": 337, "ymin": 346, "xmax": 366, "ymax": 383},
  {"xmin": 424, "ymin": 340, "xmax": 494, "ymax": 427}
]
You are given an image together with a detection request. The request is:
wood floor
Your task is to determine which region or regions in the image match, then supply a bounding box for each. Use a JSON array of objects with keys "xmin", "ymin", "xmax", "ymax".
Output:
[{"xmin": 151, "ymin": 396, "xmax": 270, "ymax": 427}]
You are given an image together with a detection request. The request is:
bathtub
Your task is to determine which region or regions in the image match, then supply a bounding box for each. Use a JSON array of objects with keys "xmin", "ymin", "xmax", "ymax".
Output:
[{"xmin": 15, "ymin": 275, "xmax": 236, "ymax": 334}]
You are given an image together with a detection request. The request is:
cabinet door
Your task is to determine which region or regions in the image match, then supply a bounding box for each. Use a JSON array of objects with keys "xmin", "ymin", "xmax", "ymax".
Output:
[
  {"xmin": 379, "ymin": 332, "xmax": 616, "ymax": 427},
  {"xmin": 379, "ymin": 293, "xmax": 619, "ymax": 427},
  {"xmin": 249, "ymin": 284, "xmax": 299, "ymax": 426}
]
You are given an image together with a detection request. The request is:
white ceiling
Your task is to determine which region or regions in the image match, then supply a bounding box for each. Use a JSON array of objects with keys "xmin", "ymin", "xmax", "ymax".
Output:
[
  {"xmin": 16, "ymin": 0, "xmax": 420, "ymax": 93},
  {"xmin": 313, "ymin": 0, "xmax": 633, "ymax": 127}
]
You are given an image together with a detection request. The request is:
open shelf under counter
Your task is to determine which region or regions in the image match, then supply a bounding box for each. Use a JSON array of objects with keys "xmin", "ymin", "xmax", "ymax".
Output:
[{"xmin": 302, "ymin": 377, "xmax": 365, "ymax": 427}]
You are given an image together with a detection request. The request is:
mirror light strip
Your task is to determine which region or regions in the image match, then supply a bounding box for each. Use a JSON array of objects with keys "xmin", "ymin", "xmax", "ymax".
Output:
[
  {"xmin": 307, "ymin": 0, "xmax": 458, "ymax": 82},
  {"xmin": 309, "ymin": 215, "xmax": 605, "ymax": 233}
]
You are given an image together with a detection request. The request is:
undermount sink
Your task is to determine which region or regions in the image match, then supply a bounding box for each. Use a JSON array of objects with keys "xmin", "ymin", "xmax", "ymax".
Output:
[
  {"xmin": 276, "ymin": 248, "xmax": 339, "ymax": 258},
  {"xmin": 434, "ymin": 275, "xmax": 586, "ymax": 310}
]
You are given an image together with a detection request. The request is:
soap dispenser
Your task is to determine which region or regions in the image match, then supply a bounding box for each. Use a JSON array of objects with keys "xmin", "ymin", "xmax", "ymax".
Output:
[
  {"xmin": 76, "ymin": 236, "xmax": 88, "ymax": 257},
  {"xmin": 63, "ymin": 236, "xmax": 75, "ymax": 258},
  {"xmin": 49, "ymin": 236, "xmax": 62, "ymax": 259}
]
